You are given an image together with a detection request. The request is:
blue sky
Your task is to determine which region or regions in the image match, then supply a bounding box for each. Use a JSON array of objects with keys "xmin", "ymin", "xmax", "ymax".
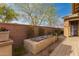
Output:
[
  {"xmin": 54, "ymin": 3, "xmax": 72, "ymax": 17},
  {"xmin": 10, "ymin": 3, "xmax": 72, "ymax": 26},
  {"xmin": 10, "ymin": 3, "xmax": 72, "ymax": 17}
]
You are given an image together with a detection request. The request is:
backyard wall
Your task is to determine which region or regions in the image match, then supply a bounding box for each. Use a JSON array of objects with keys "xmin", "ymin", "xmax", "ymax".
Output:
[{"xmin": 0, "ymin": 23, "xmax": 63, "ymax": 55}]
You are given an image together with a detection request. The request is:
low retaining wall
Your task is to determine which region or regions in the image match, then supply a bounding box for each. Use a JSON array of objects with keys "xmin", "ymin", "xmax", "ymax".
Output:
[{"xmin": 0, "ymin": 40, "xmax": 13, "ymax": 56}]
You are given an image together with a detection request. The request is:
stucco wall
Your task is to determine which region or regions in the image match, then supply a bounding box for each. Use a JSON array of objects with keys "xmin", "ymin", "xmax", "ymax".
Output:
[
  {"xmin": 0, "ymin": 40, "xmax": 13, "ymax": 56},
  {"xmin": 64, "ymin": 20, "xmax": 70, "ymax": 37},
  {"xmin": 0, "ymin": 23, "xmax": 63, "ymax": 55}
]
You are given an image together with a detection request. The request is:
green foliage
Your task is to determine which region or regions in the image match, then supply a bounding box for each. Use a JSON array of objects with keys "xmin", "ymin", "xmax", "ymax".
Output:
[
  {"xmin": 0, "ymin": 27, "xmax": 8, "ymax": 32},
  {"xmin": 14, "ymin": 46, "xmax": 25, "ymax": 56},
  {"xmin": 45, "ymin": 6, "xmax": 57, "ymax": 26},
  {"xmin": 0, "ymin": 4, "xmax": 18, "ymax": 23},
  {"xmin": 52, "ymin": 29, "xmax": 63, "ymax": 36}
]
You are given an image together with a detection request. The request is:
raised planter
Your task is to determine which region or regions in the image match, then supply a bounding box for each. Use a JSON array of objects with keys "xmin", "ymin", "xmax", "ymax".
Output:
[
  {"xmin": 24, "ymin": 36, "xmax": 57, "ymax": 55},
  {"xmin": 0, "ymin": 27, "xmax": 13, "ymax": 56},
  {"xmin": 0, "ymin": 31, "xmax": 10, "ymax": 42}
]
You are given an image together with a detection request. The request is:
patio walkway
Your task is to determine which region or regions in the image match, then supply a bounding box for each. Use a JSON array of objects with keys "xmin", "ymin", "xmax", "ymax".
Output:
[{"xmin": 50, "ymin": 37, "xmax": 79, "ymax": 56}]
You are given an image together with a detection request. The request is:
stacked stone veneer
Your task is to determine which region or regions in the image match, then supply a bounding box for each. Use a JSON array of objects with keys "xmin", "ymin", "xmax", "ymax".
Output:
[{"xmin": 24, "ymin": 36, "xmax": 57, "ymax": 55}]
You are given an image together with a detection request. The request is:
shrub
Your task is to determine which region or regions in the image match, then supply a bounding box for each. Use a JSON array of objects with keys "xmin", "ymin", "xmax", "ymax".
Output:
[{"xmin": 0, "ymin": 27, "xmax": 8, "ymax": 32}]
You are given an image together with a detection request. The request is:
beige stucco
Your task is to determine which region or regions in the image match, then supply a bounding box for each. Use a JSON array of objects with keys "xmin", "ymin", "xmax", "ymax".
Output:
[
  {"xmin": 0, "ymin": 31, "xmax": 10, "ymax": 42},
  {"xmin": 78, "ymin": 22, "xmax": 79, "ymax": 36},
  {"xmin": 64, "ymin": 20, "xmax": 70, "ymax": 37},
  {"xmin": 0, "ymin": 40, "xmax": 13, "ymax": 56}
]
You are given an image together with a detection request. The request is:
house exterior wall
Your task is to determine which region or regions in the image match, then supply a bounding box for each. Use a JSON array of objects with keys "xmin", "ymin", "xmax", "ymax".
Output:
[
  {"xmin": 72, "ymin": 3, "xmax": 79, "ymax": 14},
  {"xmin": 64, "ymin": 3, "xmax": 79, "ymax": 37},
  {"xmin": 64, "ymin": 20, "xmax": 69, "ymax": 37},
  {"xmin": 78, "ymin": 22, "xmax": 79, "ymax": 36},
  {"xmin": 64, "ymin": 19, "xmax": 79, "ymax": 37}
]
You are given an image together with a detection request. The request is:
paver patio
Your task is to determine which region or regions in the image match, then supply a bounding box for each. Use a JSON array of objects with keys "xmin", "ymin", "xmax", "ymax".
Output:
[{"xmin": 50, "ymin": 37, "xmax": 79, "ymax": 56}]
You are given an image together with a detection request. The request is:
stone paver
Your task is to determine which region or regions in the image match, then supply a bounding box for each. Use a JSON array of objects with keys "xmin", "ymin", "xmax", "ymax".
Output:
[{"xmin": 50, "ymin": 37, "xmax": 79, "ymax": 56}]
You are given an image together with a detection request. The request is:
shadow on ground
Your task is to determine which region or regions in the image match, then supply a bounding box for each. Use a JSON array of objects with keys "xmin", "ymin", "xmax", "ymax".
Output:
[
  {"xmin": 50, "ymin": 44, "xmax": 72, "ymax": 56},
  {"xmin": 49, "ymin": 36, "xmax": 66, "ymax": 53}
]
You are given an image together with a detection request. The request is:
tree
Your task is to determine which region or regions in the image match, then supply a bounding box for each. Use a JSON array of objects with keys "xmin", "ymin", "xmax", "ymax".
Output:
[
  {"xmin": 14, "ymin": 3, "xmax": 57, "ymax": 36},
  {"xmin": 0, "ymin": 4, "xmax": 18, "ymax": 23},
  {"xmin": 45, "ymin": 6, "xmax": 57, "ymax": 26},
  {"xmin": 14, "ymin": 3, "xmax": 56, "ymax": 26}
]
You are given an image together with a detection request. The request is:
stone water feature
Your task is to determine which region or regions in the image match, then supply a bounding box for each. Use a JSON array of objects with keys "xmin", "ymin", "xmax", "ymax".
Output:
[{"xmin": 24, "ymin": 35, "xmax": 57, "ymax": 55}]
